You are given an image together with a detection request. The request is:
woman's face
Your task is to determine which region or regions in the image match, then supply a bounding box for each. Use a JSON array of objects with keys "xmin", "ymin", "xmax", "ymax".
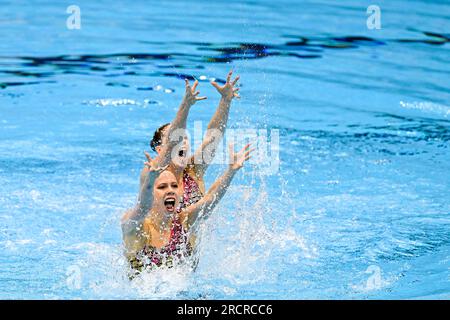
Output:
[
  {"xmin": 156, "ymin": 126, "xmax": 190, "ymax": 162},
  {"xmin": 153, "ymin": 170, "xmax": 182, "ymax": 214}
]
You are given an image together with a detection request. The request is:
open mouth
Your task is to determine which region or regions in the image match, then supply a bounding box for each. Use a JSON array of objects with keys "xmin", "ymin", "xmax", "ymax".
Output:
[
  {"xmin": 164, "ymin": 197, "xmax": 176, "ymax": 212},
  {"xmin": 178, "ymin": 149, "xmax": 186, "ymax": 157}
]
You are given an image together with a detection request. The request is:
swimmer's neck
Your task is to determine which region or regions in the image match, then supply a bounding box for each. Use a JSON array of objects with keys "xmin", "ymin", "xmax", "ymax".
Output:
[{"xmin": 148, "ymin": 209, "xmax": 173, "ymax": 231}]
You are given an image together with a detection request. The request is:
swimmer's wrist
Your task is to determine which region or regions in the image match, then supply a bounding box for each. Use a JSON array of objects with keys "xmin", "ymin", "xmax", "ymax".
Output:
[
  {"xmin": 182, "ymin": 98, "xmax": 193, "ymax": 107},
  {"xmin": 182, "ymin": 94, "xmax": 199, "ymax": 107},
  {"xmin": 221, "ymin": 95, "xmax": 233, "ymax": 103}
]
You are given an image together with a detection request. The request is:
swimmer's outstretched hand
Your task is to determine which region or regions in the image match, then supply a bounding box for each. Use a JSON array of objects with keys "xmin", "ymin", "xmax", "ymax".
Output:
[
  {"xmin": 143, "ymin": 151, "xmax": 153, "ymax": 168},
  {"xmin": 228, "ymin": 143, "xmax": 254, "ymax": 170},
  {"xmin": 184, "ymin": 79, "xmax": 207, "ymax": 106},
  {"xmin": 211, "ymin": 70, "xmax": 240, "ymax": 101},
  {"xmin": 144, "ymin": 151, "xmax": 168, "ymax": 172}
]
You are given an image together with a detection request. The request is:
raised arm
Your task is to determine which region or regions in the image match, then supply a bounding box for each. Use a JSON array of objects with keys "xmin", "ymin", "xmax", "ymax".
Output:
[
  {"xmin": 190, "ymin": 71, "xmax": 240, "ymax": 175},
  {"xmin": 184, "ymin": 143, "xmax": 253, "ymax": 230},
  {"xmin": 121, "ymin": 162, "xmax": 167, "ymax": 256},
  {"xmin": 137, "ymin": 79, "xmax": 206, "ymax": 199},
  {"xmin": 153, "ymin": 79, "xmax": 206, "ymax": 169}
]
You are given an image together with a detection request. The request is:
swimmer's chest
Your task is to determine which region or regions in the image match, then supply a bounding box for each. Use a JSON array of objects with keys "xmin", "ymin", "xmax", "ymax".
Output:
[{"xmin": 142, "ymin": 220, "xmax": 172, "ymax": 250}]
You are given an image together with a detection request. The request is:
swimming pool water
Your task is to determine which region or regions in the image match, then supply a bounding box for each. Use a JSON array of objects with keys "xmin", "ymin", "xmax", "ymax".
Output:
[{"xmin": 0, "ymin": 0, "xmax": 449, "ymax": 299}]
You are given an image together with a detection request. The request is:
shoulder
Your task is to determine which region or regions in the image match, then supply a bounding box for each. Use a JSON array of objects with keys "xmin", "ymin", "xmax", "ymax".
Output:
[{"xmin": 142, "ymin": 216, "xmax": 152, "ymax": 232}]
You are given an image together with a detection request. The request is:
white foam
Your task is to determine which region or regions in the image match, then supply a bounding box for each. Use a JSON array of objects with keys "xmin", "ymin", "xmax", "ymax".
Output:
[
  {"xmin": 83, "ymin": 98, "xmax": 160, "ymax": 107},
  {"xmin": 400, "ymin": 101, "xmax": 450, "ymax": 118}
]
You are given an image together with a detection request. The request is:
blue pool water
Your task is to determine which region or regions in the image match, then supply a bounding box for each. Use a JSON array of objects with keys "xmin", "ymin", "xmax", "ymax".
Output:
[{"xmin": 0, "ymin": 0, "xmax": 449, "ymax": 299}]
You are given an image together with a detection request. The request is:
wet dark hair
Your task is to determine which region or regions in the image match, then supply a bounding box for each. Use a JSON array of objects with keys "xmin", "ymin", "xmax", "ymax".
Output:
[{"xmin": 150, "ymin": 123, "xmax": 170, "ymax": 152}]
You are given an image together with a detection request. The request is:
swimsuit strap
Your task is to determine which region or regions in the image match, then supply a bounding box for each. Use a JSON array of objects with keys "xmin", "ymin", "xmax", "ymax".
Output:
[
  {"xmin": 181, "ymin": 170, "xmax": 203, "ymax": 208},
  {"xmin": 167, "ymin": 215, "xmax": 186, "ymax": 251}
]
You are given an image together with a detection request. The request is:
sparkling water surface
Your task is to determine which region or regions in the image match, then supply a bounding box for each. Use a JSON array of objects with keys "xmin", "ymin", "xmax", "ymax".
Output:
[{"xmin": 0, "ymin": 0, "xmax": 449, "ymax": 299}]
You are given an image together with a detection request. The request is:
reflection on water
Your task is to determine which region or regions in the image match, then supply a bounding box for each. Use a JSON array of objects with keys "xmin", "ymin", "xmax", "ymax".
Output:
[{"xmin": 1, "ymin": 29, "xmax": 449, "ymax": 89}]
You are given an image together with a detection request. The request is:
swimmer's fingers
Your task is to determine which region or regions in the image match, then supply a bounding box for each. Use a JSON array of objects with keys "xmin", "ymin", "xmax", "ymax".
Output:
[
  {"xmin": 211, "ymin": 71, "xmax": 240, "ymax": 100},
  {"xmin": 241, "ymin": 144, "xmax": 255, "ymax": 163},
  {"xmin": 194, "ymin": 90, "xmax": 207, "ymax": 100},
  {"xmin": 159, "ymin": 164, "xmax": 170, "ymax": 172},
  {"xmin": 192, "ymin": 80, "xmax": 199, "ymax": 92},
  {"xmin": 240, "ymin": 143, "xmax": 251, "ymax": 155},
  {"xmin": 228, "ymin": 142, "xmax": 235, "ymax": 152},
  {"xmin": 144, "ymin": 161, "xmax": 152, "ymax": 168},
  {"xmin": 144, "ymin": 161, "xmax": 169, "ymax": 172},
  {"xmin": 244, "ymin": 148, "xmax": 255, "ymax": 162},
  {"xmin": 210, "ymin": 81, "xmax": 221, "ymax": 91},
  {"xmin": 232, "ymin": 75, "xmax": 240, "ymax": 86},
  {"xmin": 144, "ymin": 151, "xmax": 152, "ymax": 162},
  {"xmin": 235, "ymin": 144, "xmax": 249, "ymax": 166},
  {"xmin": 226, "ymin": 70, "xmax": 233, "ymax": 83},
  {"xmin": 244, "ymin": 147, "xmax": 255, "ymax": 157},
  {"xmin": 184, "ymin": 78, "xmax": 207, "ymax": 103},
  {"xmin": 184, "ymin": 79, "xmax": 192, "ymax": 96},
  {"xmin": 231, "ymin": 75, "xmax": 241, "ymax": 99},
  {"xmin": 228, "ymin": 142, "xmax": 235, "ymax": 162}
]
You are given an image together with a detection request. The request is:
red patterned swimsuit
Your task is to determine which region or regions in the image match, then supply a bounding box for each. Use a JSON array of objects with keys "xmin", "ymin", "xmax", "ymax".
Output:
[
  {"xmin": 132, "ymin": 216, "xmax": 192, "ymax": 269},
  {"xmin": 180, "ymin": 170, "xmax": 203, "ymax": 209},
  {"xmin": 130, "ymin": 169, "xmax": 203, "ymax": 271}
]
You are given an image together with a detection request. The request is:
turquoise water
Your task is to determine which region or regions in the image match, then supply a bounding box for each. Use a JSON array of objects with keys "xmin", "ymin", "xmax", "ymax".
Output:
[{"xmin": 0, "ymin": 0, "xmax": 449, "ymax": 299}]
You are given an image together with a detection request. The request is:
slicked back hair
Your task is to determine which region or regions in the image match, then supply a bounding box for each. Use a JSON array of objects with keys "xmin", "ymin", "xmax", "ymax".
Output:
[{"xmin": 150, "ymin": 123, "xmax": 170, "ymax": 152}]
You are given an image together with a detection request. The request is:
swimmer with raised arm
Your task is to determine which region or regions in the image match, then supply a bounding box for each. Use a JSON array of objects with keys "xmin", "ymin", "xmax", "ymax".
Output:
[
  {"xmin": 122, "ymin": 143, "xmax": 253, "ymax": 272},
  {"xmin": 122, "ymin": 78, "xmax": 206, "ymax": 224},
  {"xmin": 141, "ymin": 70, "xmax": 241, "ymax": 210}
]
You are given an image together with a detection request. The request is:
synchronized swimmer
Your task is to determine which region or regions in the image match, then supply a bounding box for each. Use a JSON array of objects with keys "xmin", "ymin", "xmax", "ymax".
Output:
[{"xmin": 121, "ymin": 71, "xmax": 252, "ymax": 275}]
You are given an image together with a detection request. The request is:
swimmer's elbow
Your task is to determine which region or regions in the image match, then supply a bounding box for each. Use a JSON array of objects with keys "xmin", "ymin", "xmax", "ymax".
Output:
[
  {"xmin": 120, "ymin": 209, "xmax": 136, "ymax": 230},
  {"xmin": 120, "ymin": 219, "xmax": 130, "ymax": 236}
]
